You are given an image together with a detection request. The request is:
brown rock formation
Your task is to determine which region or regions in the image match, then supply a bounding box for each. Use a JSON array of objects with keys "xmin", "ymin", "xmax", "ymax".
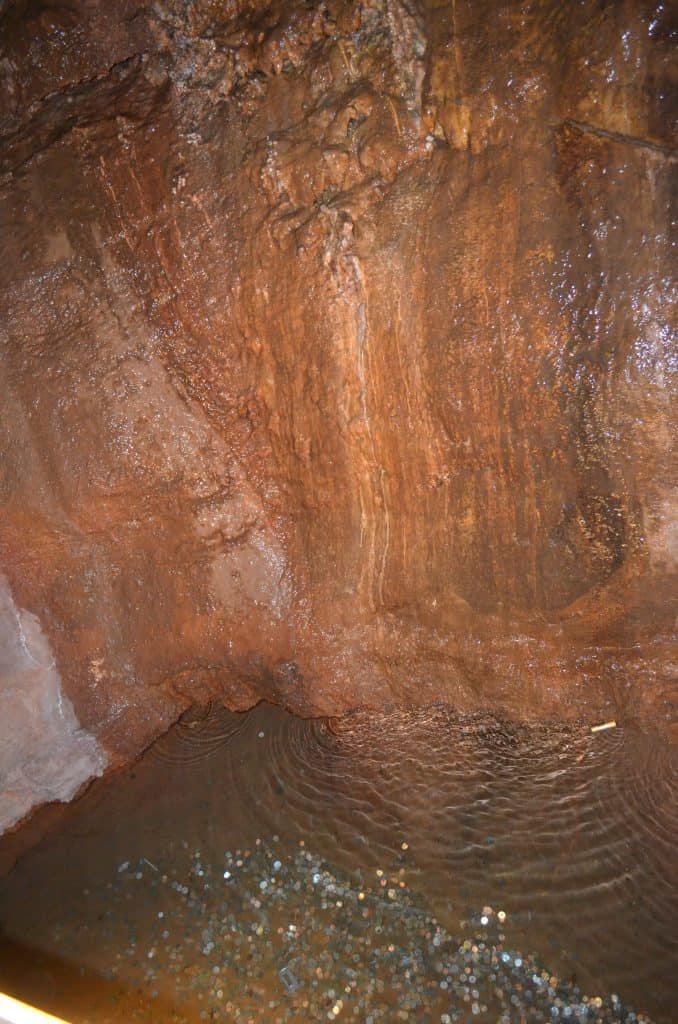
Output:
[{"xmin": 0, "ymin": 0, "xmax": 676, "ymax": 825}]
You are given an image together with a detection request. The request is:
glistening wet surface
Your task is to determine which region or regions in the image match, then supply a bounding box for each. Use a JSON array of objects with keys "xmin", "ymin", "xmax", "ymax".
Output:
[{"xmin": 0, "ymin": 703, "xmax": 676, "ymax": 1023}]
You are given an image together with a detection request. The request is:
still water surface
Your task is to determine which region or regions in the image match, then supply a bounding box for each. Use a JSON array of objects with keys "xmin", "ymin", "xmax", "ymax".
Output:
[{"xmin": 0, "ymin": 703, "xmax": 676, "ymax": 1023}]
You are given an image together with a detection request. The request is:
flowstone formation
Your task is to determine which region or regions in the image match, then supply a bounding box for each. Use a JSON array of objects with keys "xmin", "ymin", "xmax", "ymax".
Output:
[{"xmin": 0, "ymin": 0, "xmax": 675, "ymax": 824}]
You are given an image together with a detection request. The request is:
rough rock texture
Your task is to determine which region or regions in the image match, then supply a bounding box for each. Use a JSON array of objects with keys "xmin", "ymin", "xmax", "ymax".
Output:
[
  {"xmin": 0, "ymin": 574, "xmax": 106, "ymax": 831},
  {"xmin": 0, "ymin": 0, "xmax": 676, "ymax": 819}
]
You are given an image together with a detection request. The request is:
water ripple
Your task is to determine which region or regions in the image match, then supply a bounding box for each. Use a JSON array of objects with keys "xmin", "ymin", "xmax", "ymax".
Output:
[
  {"xmin": 147, "ymin": 702, "xmax": 248, "ymax": 766},
  {"xmin": 1, "ymin": 703, "xmax": 676, "ymax": 1022},
  {"xmin": 211, "ymin": 704, "xmax": 678, "ymax": 1017}
]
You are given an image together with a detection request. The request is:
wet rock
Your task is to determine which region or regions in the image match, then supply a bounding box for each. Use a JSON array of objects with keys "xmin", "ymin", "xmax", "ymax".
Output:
[
  {"xmin": 0, "ymin": 0, "xmax": 675, "ymax": 824},
  {"xmin": 0, "ymin": 574, "xmax": 106, "ymax": 831}
]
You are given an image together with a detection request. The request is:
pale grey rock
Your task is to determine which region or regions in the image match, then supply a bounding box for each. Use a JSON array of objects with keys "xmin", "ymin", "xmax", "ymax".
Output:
[{"xmin": 0, "ymin": 575, "xmax": 107, "ymax": 833}]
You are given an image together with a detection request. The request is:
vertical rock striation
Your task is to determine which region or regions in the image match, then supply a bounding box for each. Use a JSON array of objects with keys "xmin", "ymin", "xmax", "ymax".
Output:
[{"xmin": 0, "ymin": 0, "xmax": 675, "ymax": 823}]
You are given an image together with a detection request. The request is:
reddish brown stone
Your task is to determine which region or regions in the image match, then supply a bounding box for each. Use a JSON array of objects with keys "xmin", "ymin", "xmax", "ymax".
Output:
[{"xmin": 0, "ymin": 0, "xmax": 676, "ymax": 825}]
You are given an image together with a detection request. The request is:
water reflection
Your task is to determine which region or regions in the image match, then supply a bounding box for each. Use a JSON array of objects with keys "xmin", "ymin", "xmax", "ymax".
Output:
[{"xmin": 0, "ymin": 703, "xmax": 676, "ymax": 1022}]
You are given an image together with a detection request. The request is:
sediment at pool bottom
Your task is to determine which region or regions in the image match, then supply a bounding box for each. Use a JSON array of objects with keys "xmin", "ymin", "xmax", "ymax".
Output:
[
  {"xmin": 0, "ymin": 703, "xmax": 675, "ymax": 1023},
  {"xmin": 4, "ymin": 840, "xmax": 655, "ymax": 1024}
]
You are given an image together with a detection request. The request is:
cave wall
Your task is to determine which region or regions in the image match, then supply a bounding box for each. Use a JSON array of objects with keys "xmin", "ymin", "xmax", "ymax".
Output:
[
  {"xmin": 0, "ymin": 0, "xmax": 676, "ymax": 823},
  {"xmin": 0, "ymin": 574, "xmax": 106, "ymax": 831}
]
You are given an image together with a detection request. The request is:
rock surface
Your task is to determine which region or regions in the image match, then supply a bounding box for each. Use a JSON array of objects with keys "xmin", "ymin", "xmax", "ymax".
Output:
[
  {"xmin": 0, "ymin": 0, "xmax": 676, "ymax": 821},
  {"xmin": 0, "ymin": 574, "xmax": 106, "ymax": 831}
]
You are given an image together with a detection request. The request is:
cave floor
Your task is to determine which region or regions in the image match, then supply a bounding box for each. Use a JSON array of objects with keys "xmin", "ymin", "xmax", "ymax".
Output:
[{"xmin": 0, "ymin": 703, "xmax": 676, "ymax": 1023}]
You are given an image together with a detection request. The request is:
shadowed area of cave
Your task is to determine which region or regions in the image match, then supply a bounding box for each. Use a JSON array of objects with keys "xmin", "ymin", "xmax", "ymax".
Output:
[{"xmin": 0, "ymin": 0, "xmax": 676, "ymax": 1021}]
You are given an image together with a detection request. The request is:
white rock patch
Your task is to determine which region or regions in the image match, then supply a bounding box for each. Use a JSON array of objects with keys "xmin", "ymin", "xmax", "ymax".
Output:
[{"xmin": 0, "ymin": 574, "xmax": 107, "ymax": 833}]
